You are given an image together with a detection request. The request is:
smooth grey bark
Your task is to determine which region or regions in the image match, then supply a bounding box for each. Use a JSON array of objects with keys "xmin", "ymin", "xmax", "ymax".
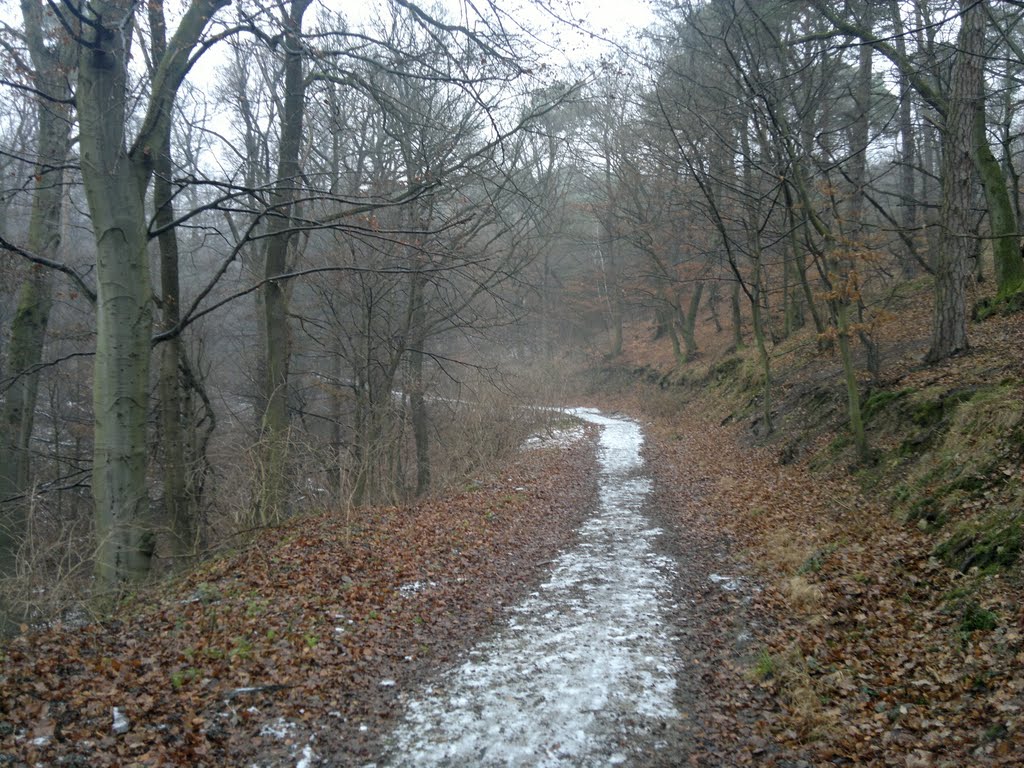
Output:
[{"xmin": 76, "ymin": 0, "xmax": 229, "ymax": 586}]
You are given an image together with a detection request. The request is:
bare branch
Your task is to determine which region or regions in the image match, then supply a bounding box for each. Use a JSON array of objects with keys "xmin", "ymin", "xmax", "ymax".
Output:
[{"xmin": 0, "ymin": 235, "xmax": 97, "ymax": 302}]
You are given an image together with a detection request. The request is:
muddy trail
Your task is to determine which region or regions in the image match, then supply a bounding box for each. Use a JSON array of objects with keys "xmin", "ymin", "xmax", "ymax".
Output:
[{"xmin": 375, "ymin": 409, "xmax": 682, "ymax": 767}]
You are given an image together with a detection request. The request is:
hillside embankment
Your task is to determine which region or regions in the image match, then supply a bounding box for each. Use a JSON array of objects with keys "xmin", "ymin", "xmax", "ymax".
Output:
[{"xmin": 580, "ymin": 278, "xmax": 1024, "ymax": 766}]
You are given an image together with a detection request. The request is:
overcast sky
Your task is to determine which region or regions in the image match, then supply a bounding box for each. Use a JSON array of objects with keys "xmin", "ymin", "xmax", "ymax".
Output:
[{"xmin": 489, "ymin": 0, "xmax": 656, "ymax": 62}]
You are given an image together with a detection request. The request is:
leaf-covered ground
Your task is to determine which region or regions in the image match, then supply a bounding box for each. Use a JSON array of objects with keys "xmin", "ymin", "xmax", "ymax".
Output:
[
  {"xmin": 597, "ymin": 280, "xmax": 1024, "ymax": 766},
  {"xmin": 638, "ymin": 412, "xmax": 1023, "ymax": 766},
  {"xmin": 5, "ymin": 399, "xmax": 1022, "ymax": 766},
  {"xmin": 4, "ymin": 287, "xmax": 1023, "ymax": 767},
  {"xmin": 0, "ymin": 428, "xmax": 600, "ymax": 766}
]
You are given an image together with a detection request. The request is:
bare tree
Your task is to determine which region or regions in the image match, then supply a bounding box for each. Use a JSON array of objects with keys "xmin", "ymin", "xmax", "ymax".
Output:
[
  {"xmin": 71, "ymin": 0, "xmax": 230, "ymax": 585},
  {"xmin": 0, "ymin": 0, "xmax": 75, "ymax": 618}
]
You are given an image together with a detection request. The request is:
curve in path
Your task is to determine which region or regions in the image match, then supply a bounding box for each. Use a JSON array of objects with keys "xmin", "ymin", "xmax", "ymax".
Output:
[{"xmin": 381, "ymin": 409, "xmax": 680, "ymax": 767}]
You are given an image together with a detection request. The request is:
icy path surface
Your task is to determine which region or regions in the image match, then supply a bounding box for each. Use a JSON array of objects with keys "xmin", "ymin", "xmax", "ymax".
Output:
[{"xmin": 382, "ymin": 409, "xmax": 679, "ymax": 767}]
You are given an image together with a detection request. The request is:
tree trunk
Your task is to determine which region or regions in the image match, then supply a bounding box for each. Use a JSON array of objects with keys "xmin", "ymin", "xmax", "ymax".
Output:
[
  {"xmin": 858, "ymin": 298, "xmax": 882, "ymax": 379},
  {"xmin": 409, "ymin": 272, "xmax": 430, "ymax": 496},
  {"xmin": 888, "ymin": 0, "xmax": 920, "ymax": 277},
  {"xmin": 661, "ymin": 299, "xmax": 684, "ymax": 364},
  {"xmin": 0, "ymin": 271, "xmax": 53, "ymax": 503},
  {"xmin": 602, "ymin": 148, "xmax": 623, "ymax": 359},
  {"xmin": 78, "ymin": 4, "xmax": 153, "ymax": 584},
  {"xmin": 782, "ymin": 181, "xmax": 825, "ymax": 336},
  {"xmin": 972, "ymin": 68, "xmax": 1024, "ymax": 296},
  {"xmin": 680, "ymin": 281, "xmax": 704, "ymax": 361},
  {"xmin": 1000, "ymin": 69, "xmax": 1023, "ymax": 237},
  {"xmin": 606, "ymin": 259, "xmax": 623, "ymax": 359},
  {"xmin": 77, "ymin": 0, "xmax": 229, "ymax": 585},
  {"xmin": 150, "ymin": 0, "xmax": 194, "ymax": 560},
  {"xmin": 836, "ymin": 300, "xmax": 869, "ymax": 462},
  {"xmin": 741, "ymin": 120, "xmax": 772, "ymax": 433},
  {"xmin": 731, "ymin": 281, "xmax": 744, "ymax": 350},
  {"xmin": 707, "ymin": 280, "xmax": 723, "ymax": 333},
  {"xmin": 782, "ymin": 234, "xmax": 794, "ymax": 338},
  {"xmin": 409, "ymin": 350, "xmax": 430, "ymax": 497},
  {"xmin": 652, "ymin": 305, "xmax": 668, "ymax": 341},
  {"xmin": 750, "ymin": 270, "xmax": 773, "ymax": 435},
  {"xmin": 917, "ymin": 5, "xmax": 943, "ymax": 263},
  {"xmin": 0, "ymin": 0, "xmax": 74, "ymax": 604},
  {"xmin": 258, "ymin": 0, "xmax": 312, "ymax": 523},
  {"xmin": 842, "ymin": 13, "xmax": 872, "ymax": 461},
  {"xmin": 926, "ymin": 0, "xmax": 979, "ymax": 362}
]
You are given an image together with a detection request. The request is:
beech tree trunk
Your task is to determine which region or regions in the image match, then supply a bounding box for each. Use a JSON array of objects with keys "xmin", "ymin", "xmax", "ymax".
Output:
[
  {"xmin": 78, "ymin": 2, "xmax": 152, "ymax": 584},
  {"xmin": 76, "ymin": 0, "xmax": 229, "ymax": 585},
  {"xmin": 150, "ymin": 0, "xmax": 194, "ymax": 558}
]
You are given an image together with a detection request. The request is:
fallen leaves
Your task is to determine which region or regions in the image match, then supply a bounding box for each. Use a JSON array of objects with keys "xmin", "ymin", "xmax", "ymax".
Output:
[
  {"xmin": 623, "ymin": 391, "xmax": 1024, "ymax": 765},
  {"xmin": 0, "ymin": 430, "xmax": 600, "ymax": 766}
]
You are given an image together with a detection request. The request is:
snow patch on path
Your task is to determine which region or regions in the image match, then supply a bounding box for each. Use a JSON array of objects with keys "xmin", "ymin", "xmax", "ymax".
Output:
[
  {"xmin": 523, "ymin": 424, "xmax": 586, "ymax": 450},
  {"xmin": 382, "ymin": 409, "xmax": 679, "ymax": 766}
]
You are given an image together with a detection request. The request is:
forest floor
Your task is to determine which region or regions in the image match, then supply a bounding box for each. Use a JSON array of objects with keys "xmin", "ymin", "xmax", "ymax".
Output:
[
  {"xmin": 586, "ymin": 275, "xmax": 1024, "ymax": 767},
  {"xmin": 3, "ymin": 282, "xmax": 1024, "ymax": 766},
  {"xmin": 0, "ymin": 409, "xmax": 725, "ymax": 768},
  {"xmin": 1, "ymin": 425, "xmax": 608, "ymax": 766}
]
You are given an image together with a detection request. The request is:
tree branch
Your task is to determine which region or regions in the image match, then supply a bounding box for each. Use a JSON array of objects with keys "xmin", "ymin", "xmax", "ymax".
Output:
[{"xmin": 0, "ymin": 235, "xmax": 97, "ymax": 302}]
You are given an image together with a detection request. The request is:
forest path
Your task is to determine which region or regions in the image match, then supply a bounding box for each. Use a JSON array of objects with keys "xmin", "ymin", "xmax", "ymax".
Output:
[{"xmin": 377, "ymin": 409, "xmax": 681, "ymax": 767}]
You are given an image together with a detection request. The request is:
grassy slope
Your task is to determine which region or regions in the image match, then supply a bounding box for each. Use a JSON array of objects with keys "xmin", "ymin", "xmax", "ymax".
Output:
[{"xmin": 582, "ymin": 278, "xmax": 1024, "ymax": 765}]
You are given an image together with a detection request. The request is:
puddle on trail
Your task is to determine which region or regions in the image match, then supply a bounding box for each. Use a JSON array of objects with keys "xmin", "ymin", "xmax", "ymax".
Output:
[{"xmin": 380, "ymin": 409, "xmax": 679, "ymax": 767}]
